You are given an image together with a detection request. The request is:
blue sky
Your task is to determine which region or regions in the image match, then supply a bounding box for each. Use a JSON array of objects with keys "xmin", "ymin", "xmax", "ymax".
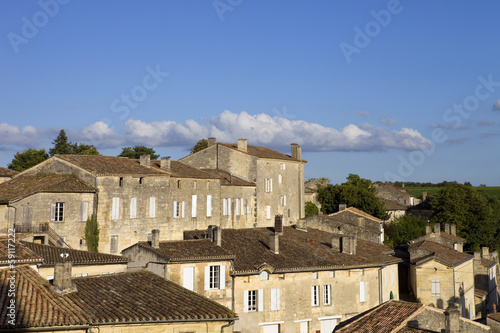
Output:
[{"xmin": 1, "ymin": 0, "xmax": 500, "ymax": 185}]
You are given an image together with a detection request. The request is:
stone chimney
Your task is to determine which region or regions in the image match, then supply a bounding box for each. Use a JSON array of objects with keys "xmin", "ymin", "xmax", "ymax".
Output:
[
  {"xmin": 444, "ymin": 223, "xmax": 450, "ymax": 234},
  {"xmin": 140, "ymin": 154, "xmax": 151, "ymax": 167},
  {"xmin": 53, "ymin": 261, "xmax": 77, "ymax": 295},
  {"xmin": 237, "ymin": 139, "xmax": 247, "ymax": 152},
  {"xmin": 274, "ymin": 215, "xmax": 283, "ymax": 234},
  {"xmin": 339, "ymin": 204, "xmax": 347, "ymax": 211},
  {"xmin": 450, "ymin": 224, "xmax": 456, "ymax": 236},
  {"xmin": 422, "ymin": 191, "xmax": 427, "ymax": 201},
  {"xmin": 342, "ymin": 235, "xmax": 357, "ymax": 255},
  {"xmin": 482, "ymin": 247, "xmax": 490, "ymax": 259},
  {"xmin": 426, "ymin": 225, "xmax": 432, "ymax": 234},
  {"xmin": 208, "ymin": 225, "xmax": 221, "ymax": 246},
  {"xmin": 208, "ymin": 137, "xmax": 216, "ymax": 147},
  {"xmin": 270, "ymin": 233, "xmax": 279, "ymax": 254},
  {"xmin": 474, "ymin": 251, "xmax": 481, "ymax": 260},
  {"xmin": 445, "ymin": 303, "xmax": 460, "ymax": 333},
  {"xmin": 331, "ymin": 235, "xmax": 341, "ymax": 251},
  {"xmin": 160, "ymin": 158, "xmax": 171, "ymax": 171},
  {"xmin": 291, "ymin": 143, "xmax": 301, "ymax": 160},
  {"xmin": 151, "ymin": 229, "xmax": 160, "ymax": 249},
  {"xmin": 433, "ymin": 223, "xmax": 440, "ymax": 236}
]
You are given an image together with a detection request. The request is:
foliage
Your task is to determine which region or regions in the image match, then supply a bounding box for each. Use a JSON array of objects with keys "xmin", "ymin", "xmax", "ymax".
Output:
[
  {"xmin": 119, "ymin": 146, "xmax": 159, "ymax": 159},
  {"xmin": 190, "ymin": 139, "xmax": 208, "ymax": 154},
  {"xmin": 384, "ymin": 216, "xmax": 428, "ymax": 248},
  {"xmin": 49, "ymin": 129, "xmax": 100, "ymax": 156},
  {"xmin": 84, "ymin": 214, "xmax": 99, "ymax": 253},
  {"xmin": 71, "ymin": 143, "xmax": 100, "ymax": 155},
  {"xmin": 431, "ymin": 184, "xmax": 497, "ymax": 251},
  {"xmin": 8, "ymin": 148, "xmax": 49, "ymax": 172},
  {"xmin": 317, "ymin": 174, "xmax": 389, "ymax": 220},
  {"xmin": 305, "ymin": 201, "xmax": 319, "ymax": 217}
]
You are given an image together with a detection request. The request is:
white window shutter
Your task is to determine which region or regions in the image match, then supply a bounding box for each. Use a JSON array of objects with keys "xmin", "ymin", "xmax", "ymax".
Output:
[
  {"xmin": 204, "ymin": 266, "xmax": 210, "ymax": 290},
  {"xmin": 271, "ymin": 288, "xmax": 280, "ymax": 310},
  {"xmin": 235, "ymin": 199, "xmax": 239, "ymax": 216},
  {"xmin": 207, "ymin": 195, "xmax": 212, "ymax": 217},
  {"xmin": 360, "ymin": 281, "xmax": 366, "ymax": 302},
  {"xmin": 258, "ymin": 289, "xmax": 264, "ymax": 312},
  {"xmin": 266, "ymin": 205, "xmax": 271, "ymax": 220},
  {"xmin": 283, "ymin": 195, "xmax": 287, "ymax": 206},
  {"xmin": 436, "ymin": 281, "xmax": 440, "ymax": 295},
  {"xmin": 78, "ymin": 202, "xmax": 83, "ymax": 221},
  {"xmin": 181, "ymin": 201, "xmax": 185, "ymax": 218},
  {"xmin": 276, "ymin": 288, "xmax": 280, "ymax": 310},
  {"xmin": 223, "ymin": 198, "xmax": 227, "ymax": 216},
  {"xmin": 130, "ymin": 197, "xmax": 137, "ymax": 219},
  {"xmin": 112, "ymin": 198, "xmax": 120, "ymax": 220},
  {"xmin": 240, "ymin": 198, "xmax": 244, "ymax": 214},
  {"xmin": 270, "ymin": 179, "xmax": 273, "ymax": 192},
  {"xmin": 279, "ymin": 174, "xmax": 282, "ymax": 184},
  {"xmin": 220, "ymin": 265, "xmax": 225, "ymax": 289},
  {"xmin": 173, "ymin": 201, "xmax": 178, "ymax": 218},
  {"xmin": 51, "ymin": 203, "xmax": 56, "ymax": 221},
  {"xmin": 243, "ymin": 291, "xmax": 249, "ymax": 313},
  {"xmin": 192, "ymin": 195, "xmax": 197, "ymax": 218},
  {"xmin": 149, "ymin": 197, "xmax": 156, "ymax": 218},
  {"xmin": 228, "ymin": 198, "xmax": 231, "ymax": 216},
  {"xmin": 311, "ymin": 286, "xmax": 315, "ymax": 306}
]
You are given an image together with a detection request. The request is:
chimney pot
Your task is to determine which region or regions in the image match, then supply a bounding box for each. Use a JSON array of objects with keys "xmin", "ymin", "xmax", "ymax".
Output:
[
  {"xmin": 445, "ymin": 303, "xmax": 460, "ymax": 333},
  {"xmin": 270, "ymin": 233, "xmax": 279, "ymax": 254},
  {"xmin": 474, "ymin": 251, "xmax": 481, "ymax": 260},
  {"xmin": 444, "ymin": 223, "xmax": 450, "ymax": 234},
  {"xmin": 151, "ymin": 229, "xmax": 160, "ymax": 249},
  {"xmin": 339, "ymin": 204, "xmax": 347, "ymax": 211},
  {"xmin": 140, "ymin": 154, "xmax": 151, "ymax": 167},
  {"xmin": 160, "ymin": 158, "xmax": 171, "ymax": 171},
  {"xmin": 434, "ymin": 223, "xmax": 440, "ymax": 236},
  {"xmin": 450, "ymin": 224, "xmax": 456, "ymax": 236},
  {"xmin": 291, "ymin": 143, "xmax": 302, "ymax": 160},
  {"xmin": 482, "ymin": 247, "xmax": 490, "ymax": 259},
  {"xmin": 208, "ymin": 137, "xmax": 216, "ymax": 147},
  {"xmin": 53, "ymin": 261, "xmax": 77, "ymax": 294},
  {"xmin": 237, "ymin": 139, "xmax": 247, "ymax": 152}
]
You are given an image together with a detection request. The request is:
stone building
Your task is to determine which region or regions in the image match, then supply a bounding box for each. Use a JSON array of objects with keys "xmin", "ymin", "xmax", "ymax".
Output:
[
  {"xmin": 0, "ymin": 167, "xmax": 17, "ymax": 184},
  {"xmin": 123, "ymin": 222, "xmax": 401, "ymax": 333},
  {"xmin": 179, "ymin": 138, "xmax": 306, "ymax": 226},
  {"xmin": 474, "ymin": 247, "xmax": 499, "ymax": 318}
]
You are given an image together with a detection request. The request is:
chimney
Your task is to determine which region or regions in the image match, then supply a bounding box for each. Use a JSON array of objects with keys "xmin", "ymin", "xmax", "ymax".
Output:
[
  {"xmin": 331, "ymin": 235, "xmax": 341, "ymax": 251},
  {"xmin": 339, "ymin": 204, "xmax": 347, "ymax": 211},
  {"xmin": 482, "ymin": 247, "xmax": 490, "ymax": 259},
  {"xmin": 160, "ymin": 158, "xmax": 171, "ymax": 171},
  {"xmin": 274, "ymin": 215, "xmax": 283, "ymax": 234},
  {"xmin": 291, "ymin": 143, "xmax": 301, "ymax": 160},
  {"xmin": 208, "ymin": 225, "xmax": 222, "ymax": 246},
  {"xmin": 270, "ymin": 233, "xmax": 279, "ymax": 254},
  {"xmin": 444, "ymin": 223, "xmax": 450, "ymax": 234},
  {"xmin": 53, "ymin": 261, "xmax": 77, "ymax": 295},
  {"xmin": 433, "ymin": 223, "xmax": 440, "ymax": 236},
  {"xmin": 208, "ymin": 137, "xmax": 216, "ymax": 147},
  {"xmin": 426, "ymin": 225, "xmax": 432, "ymax": 234},
  {"xmin": 445, "ymin": 303, "xmax": 460, "ymax": 333},
  {"xmin": 237, "ymin": 139, "xmax": 247, "ymax": 152},
  {"xmin": 342, "ymin": 235, "xmax": 357, "ymax": 255},
  {"xmin": 151, "ymin": 229, "xmax": 160, "ymax": 249},
  {"xmin": 140, "ymin": 154, "xmax": 151, "ymax": 167},
  {"xmin": 474, "ymin": 251, "xmax": 481, "ymax": 260},
  {"xmin": 450, "ymin": 224, "xmax": 456, "ymax": 236},
  {"xmin": 422, "ymin": 191, "xmax": 427, "ymax": 201}
]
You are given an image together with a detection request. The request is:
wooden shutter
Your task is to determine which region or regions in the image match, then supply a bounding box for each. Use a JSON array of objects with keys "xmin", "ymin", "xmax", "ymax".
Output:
[
  {"xmin": 192, "ymin": 195, "xmax": 197, "ymax": 218},
  {"xmin": 51, "ymin": 203, "xmax": 56, "ymax": 221},
  {"xmin": 219, "ymin": 265, "xmax": 225, "ymax": 289},
  {"xmin": 271, "ymin": 288, "xmax": 280, "ymax": 311},
  {"xmin": 181, "ymin": 201, "xmax": 185, "ymax": 218},
  {"xmin": 204, "ymin": 266, "xmax": 210, "ymax": 290},
  {"xmin": 207, "ymin": 195, "xmax": 212, "ymax": 217},
  {"xmin": 243, "ymin": 290, "xmax": 249, "ymax": 313},
  {"xmin": 228, "ymin": 198, "xmax": 231, "ymax": 216},
  {"xmin": 173, "ymin": 201, "xmax": 178, "ymax": 218},
  {"xmin": 130, "ymin": 198, "xmax": 137, "ymax": 219},
  {"xmin": 149, "ymin": 197, "xmax": 156, "ymax": 218},
  {"xmin": 258, "ymin": 289, "xmax": 264, "ymax": 312},
  {"xmin": 360, "ymin": 281, "xmax": 366, "ymax": 302}
]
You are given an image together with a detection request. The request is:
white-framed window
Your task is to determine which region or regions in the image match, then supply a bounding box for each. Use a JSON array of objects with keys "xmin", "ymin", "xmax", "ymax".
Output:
[
  {"xmin": 360, "ymin": 281, "xmax": 367, "ymax": 302},
  {"xmin": 235, "ymin": 198, "xmax": 240, "ymax": 216},
  {"xmin": 247, "ymin": 290, "xmax": 257, "ymax": 312},
  {"xmin": 78, "ymin": 202, "xmax": 88, "ymax": 221},
  {"xmin": 240, "ymin": 198, "xmax": 244, "ymax": 214},
  {"xmin": 173, "ymin": 201, "xmax": 179, "ymax": 218},
  {"xmin": 111, "ymin": 197, "xmax": 120, "ymax": 220},
  {"xmin": 223, "ymin": 198, "xmax": 227, "ymax": 216},
  {"xmin": 330, "ymin": 271, "xmax": 335, "ymax": 278},
  {"xmin": 260, "ymin": 271, "xmax": 269, "ymax": 280},
  {"xmin": 270, "ymin": 288, "xmax": 281, "ymax": 311},
  {"xmin": 313, "ymin": 272, "xmax": 318, "ymax": 279},
  {"xmin": 360, "ymin": 269, "xmax": 364, "ymax": 276},
  {"xmin": 130, "ymin": 197, "xmax": 137, "ymax": 219},
  {"xmin": 265, "ymin": 178, "xmax": 273, "ymax": 192},
  {"xmin": 431, "ymin": 280, "xmax": 440, "ymax": 296},
  {"xmin": 244, "ymin": 289, "xmax": 263, "ymax": 312},
  {"xmin": 110, "ymin": 235, "xmax": 118, "ymax": 253},
  {"xmin": 278, "ymin": 174, "xmax": 282, "ymax": 184},
  {"xmin": 207, "ymin": 195, "xmax": 212, "ymax": 217},
  {"xmin": 227, "ymin": 198, "xmax": 231, "ymax": 216},
  {"xmin": 51, "ymin": 202, "xmax": 64, "ymax": 222},
  {"xmin": 323, "ymin": 285, "xmax": 331, "ymax": 305},
  {"xmin": 205, "ymin": 265, "xmax": 225, "ymax": 290},
  {"xmin": 192, "ymin": 195, "xmax": 197, "ymax": 218},
  {"xmin": 209, "ymin": 265, "xmax": 219, "ymax": 289},
  {"xmin": 149, "ymin": 197, "xmax": 156, "ymax": 218},
  {"xmin": 311, "ymin": 285, "xmax": 320, "ymax": 306},
  {"xmin": 266, "ymin": 205, "xmax": 271, "ymax": 220}
]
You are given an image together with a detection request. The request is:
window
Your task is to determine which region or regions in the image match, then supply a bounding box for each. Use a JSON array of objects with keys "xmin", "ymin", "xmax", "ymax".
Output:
[
  {"xmin": 360, "ymin": 269, "xmax": 364, "ymax": 276},
  {"xmin": 227, "ymin": 198, "xmax": 231, "ymax": 216},
  {"xmin": 177, "ymin": 180, "xmax": 181, "ymax": 189},
  {"xmin": 173, "ymin": 201, "xmax": 179, "ymax": 218},
  {"xmin": 110, "ymin": 235, "xmax": 118, "ymax": 253},
  {"xmin": 149, "ymin": 197, "xmax": 156, "ymax": 218},
  {"xmin": 194, "ymin": 180, "xmax": 197, "ymax": 190},
  {"xmin": 330, "ymin": 271, "xmax": 335, "ymax": 278},
  {"xmin": 173, "ymin": 201, "xmax": 185, "ymax": 218},
  {"xmin": 283, "ymin": 195, "xmax": 286, "ymax": 206},
  {"xmin": 248, "ymin": 290, "xmax": 257, "ymax": 312},
  {"xmin": 205, "ymin": 265, "xmax": 225, "ymax": 290},
  {"xmin": 265, "ymin": 178, "xmax": 273, "ymax": 192},
  {"xmin": 278, "ymin": 174, "xmax": 282, "ymax": 184},
  {"xmin": 313, "ymin": 272, "xmax": 318, "ymax": 279},
  {"xmin": 323, "ymin": 285, "xmax": 331, "ymax": 305},
  {"xmin": 130, "ymin": 197, "xmax": 137, "ymax": 219},
  {"xmin": 51, "ymin": 202, "xmax": 64, "ymax": 222},
  {"xmin": 111, "ymin": 197, "xmax": 120, "ymax": 220},
  {"xmin": 139, "ymin": 177, "xmax": 143, "ymax": 184},
  {"xmin": 207, "ymin": 195, "xmax": 212, "ymax": 217},
  {"xmin": 223, "ymin": 198, "xmax": 228, "ymax": 216},
  {"xmin": 266, "ymin": 205, "xmax": 271, "ymax": 220},
  {"xmin": 270, "ymin": 288, "xmax": 280, "ymax": 311},
  {"xmin": 311, "ymin": 285, "xmax": 320, "ymax": 306},
  {"xmin": 207, "ymin": 181, "xmax": 210, "ymax": 190},
  {"xmin": 360, "ymin": 281, "xmax": 367, "ymax": 302},
  {"xmin": 192, "ymin": 195, "xmax": 197, "ymax": 218},
  {"xmin": 431, "ymin": 280, "xmax": 440, "ymax": 296},
  {"xmin": 240, "ymin": 198, "xmax": 244, "ymax": 214},
  {"xmin": 235, "ymin": 198, "xmax": 240, "ymax": 216},
  {"xmin": 119, "ymin": 177, "xmax": 123, "ymax": 187},
  {"xmin": 244, "ymin": 290, "xmax": 262, "ymax": 312},
  {"xmin": 78, "ymin": 202, "xmax": 88, "ymax": 221},
  {"xmin": 260, "ymin": 271, "xmax": 269, "ymax": 280}
]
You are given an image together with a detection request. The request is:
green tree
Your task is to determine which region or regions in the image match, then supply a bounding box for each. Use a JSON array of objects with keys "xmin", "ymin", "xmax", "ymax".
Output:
[
  {"xmin": 71, "ymin": 143, "xmax": 100, "ymax": 155},
  {"xmin": 431, "ymin": 184, "xmax": 495, "ymax": 251},
  {"xmin": 119, "ymin": 146, "xmax": 159, "ymax": 159},
  {"xmin": 84, "ymin": 214, "xmax": 99, "ymax": 253},
  {"xmin": 384, "ymin": 216, "xmax": 427, "ymax": 248},
  {"xmin": 190, "ymin": 139, "xmax": 208, "ymax": 154},
  {"xmin": 49, "ymin": 129, "xmax": 73, "ymax": 156},
  {"xmin": 305, "ymin": 201, "xmax": 319, "ymax": 217},
  {"xmin": 317, "ymin": 174, "xmax": 389, "ymax": 220},
  {"xmin": 8, "ymin": 148, "xmax": 49, "ymax": 172}
]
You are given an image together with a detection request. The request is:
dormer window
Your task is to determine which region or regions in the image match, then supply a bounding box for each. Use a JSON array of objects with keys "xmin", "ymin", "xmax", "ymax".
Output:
[{"xmin": 260, "ymin": 271, "xmax": 269, "ymax": 281}]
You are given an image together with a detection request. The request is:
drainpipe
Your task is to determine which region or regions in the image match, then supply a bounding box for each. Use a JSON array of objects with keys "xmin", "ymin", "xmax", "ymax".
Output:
[
  {"xmin": 378, "ymin": 267, "xmax": 383, "ymax": 304},
  {"xmin": 221, "ymin": 320, "xmax": 235, "ymax": 333}
]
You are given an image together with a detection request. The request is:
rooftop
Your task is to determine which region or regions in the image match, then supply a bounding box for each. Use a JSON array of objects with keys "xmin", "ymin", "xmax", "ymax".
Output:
[
  {"xmin": 409, "ymin": 240, "xmax": 473, "ymax": 267},
  {"xmin": 0, "ymin": 240, "xmax": 43, "ymax": 265},
  {"xmin": 219, "ymin": 142, "xmax": 306, "ymax": 162},
  {"xmin": 329, "ymin": 206, "xmax": 384, "ymax": 224},
  {"xmin": 0, "ymin": 167, "xmax": 17, "ymax": 177},
  {"xmin": 151, "ymin": 159, "xmax": 220, "ymax": 179}
]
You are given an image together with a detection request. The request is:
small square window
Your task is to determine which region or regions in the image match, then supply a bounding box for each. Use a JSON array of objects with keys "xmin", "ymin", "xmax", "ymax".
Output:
[{"xmin": 312, "ymin": 272, "xmax": 318, "ymax": 279}]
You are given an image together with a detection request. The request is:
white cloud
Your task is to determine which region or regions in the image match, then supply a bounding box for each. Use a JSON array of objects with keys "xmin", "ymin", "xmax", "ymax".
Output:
[
  {"xmin": 0, "ymin": 123, "xmax": 41, "ymax": 146},
  {"xmin": 493, "ymin": 100, "xmax": 500, "ymax": 110},
  {"xmin": 80, "ymin": 121, "xmax": 123, "ymax": 147}
]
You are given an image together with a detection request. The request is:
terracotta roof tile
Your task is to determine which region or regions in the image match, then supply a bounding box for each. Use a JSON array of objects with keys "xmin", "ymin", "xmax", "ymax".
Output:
[
  {"xmin": 381, "ymin": 198, "xmax": 408, "ymax": 211},
  {"xmin": 185, "ymin": 227, "xmax": 399, "ymax": 273},
  {"xmin": 0, "ymin": 167, "xmax": 17, "ymax": 177},
  {"xmin": 439, "ymin": 231, "xmax": 465, "ymax": 243},
  {"xmin": 330, "ymin": 207, "xmax": 384, "ymax": 223},
  {"xmin": 150, "ymin": 160, "xmax": 220, "ymax": 179},
  {"xmin": 198, "ymin": 169, "xmax": 255, "ymax": 186},
  {"xmin": 409, "ymin": 241, "xmax": 473, "ymax": 266},
  {"xmin": 0, "ymin": 240, "xmax": 44, "ymax": 265},
  {"xmin": 481, "ymin": 258, "xmax": 497, "ymax": 268},
  {"xmin": 219, "ymin": 143, "xmax": 306, "ymax": 162},
  {"xmin": 0, "ymin": 174, "xmax": 95, "ymax": 203}
]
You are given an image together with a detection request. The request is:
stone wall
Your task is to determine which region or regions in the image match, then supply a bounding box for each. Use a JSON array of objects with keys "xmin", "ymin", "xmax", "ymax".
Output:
[{"xmin": 302, "ymin": 215, "xmax": 381, "ymax": 243}]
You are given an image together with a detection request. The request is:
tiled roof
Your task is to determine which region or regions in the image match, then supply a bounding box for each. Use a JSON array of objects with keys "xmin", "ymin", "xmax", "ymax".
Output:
[
  {"xmin": 21, "ymin": 241, "xmax": 128, "ymax": 266},
  {"xmin": 0, "ymin": 174, "xmax": 95, "ymax": 203},
  {"xmin": 439, "ymin": 231, "xmax": 465, "ymax": 243},
  {"xmin": 0, "ymin": 167, "xmax": 17, "ymax": 177},
  {"xmin": 481, "ymin": 258, "xmax": 497, "ymax": 268},
  {"xmin": 199, "ymin": 169, "xmax": 255, "ymax": 186},
  {"xmin": 0, "ymin": 265, "xmax": 237, "ymax": 329},
  {"xmin": 330, "ymin": 207, "xmax": 384, "ymax": 223},
  {"xmin": 185, "ymin": 227, "xmax": 400, "ymax": 274},
  {"xmin": 56, "ymin": 154, "xmax": 169, "ymax": 176},
  {"xmin": 381, "ymin": 198, "xmax": 408, "ymax": 211},
  {"xmin": 219, "ymin": 143, "xmax": 306, "ymax": 162},
  {"xmin": 335, "ymin": 300, "xmax": 424, "ymax": 333},
  {"xmin": 0, "ymin": 240, "xmax": 43, "ymax": 265},
  {"xmin": 409, "ymin": 240, "xmax": 473, "ymax": 267},
  {"xmin": 150, "ymin": 160, "xmax": 220, "ymax": 179},
  {"xmin": 126, "ymin": 239, "xmax": 235, "ymax": 262}
]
